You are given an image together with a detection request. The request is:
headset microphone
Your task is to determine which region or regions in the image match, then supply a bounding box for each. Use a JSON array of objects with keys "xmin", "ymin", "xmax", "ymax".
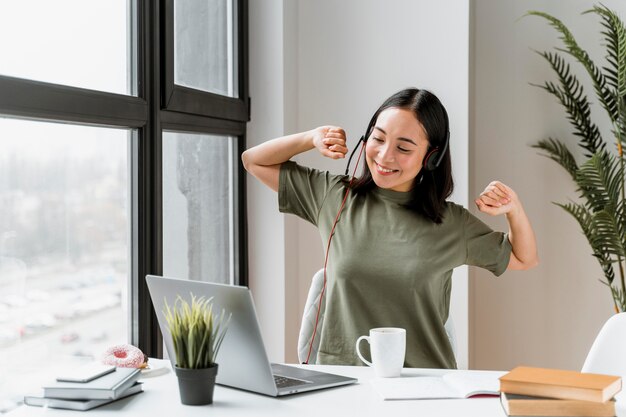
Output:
[{"xmin": 344, "ymin": 135, "xmax": 365, "ymax": 176}]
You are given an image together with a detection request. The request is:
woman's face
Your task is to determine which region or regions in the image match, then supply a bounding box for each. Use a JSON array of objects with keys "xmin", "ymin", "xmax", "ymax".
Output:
[{"xmin": 365, "ymin": 107, "xmax": 430, "ymax": 192}]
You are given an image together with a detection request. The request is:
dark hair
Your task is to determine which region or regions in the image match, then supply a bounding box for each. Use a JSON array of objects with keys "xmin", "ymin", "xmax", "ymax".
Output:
[{"xmin": 350, "ymin": 88, "xmax": 454, "ymax": 224}]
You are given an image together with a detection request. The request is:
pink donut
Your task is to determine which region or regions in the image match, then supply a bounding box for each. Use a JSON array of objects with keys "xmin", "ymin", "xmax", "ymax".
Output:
[{"xmin": 102, "ymin": 344, "xmax": 146, "ymax": 368}]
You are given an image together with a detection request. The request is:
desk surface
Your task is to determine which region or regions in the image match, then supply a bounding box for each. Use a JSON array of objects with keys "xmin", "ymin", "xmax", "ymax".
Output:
[{"xmin": 8, "ymin": 361, "xmax": 626, "ymax": 417}]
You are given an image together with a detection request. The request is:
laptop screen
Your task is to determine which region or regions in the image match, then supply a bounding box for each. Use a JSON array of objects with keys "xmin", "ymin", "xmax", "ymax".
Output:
[{"xmin": 146, "ymin": 275, "xmax": 278, "ymax": 395}]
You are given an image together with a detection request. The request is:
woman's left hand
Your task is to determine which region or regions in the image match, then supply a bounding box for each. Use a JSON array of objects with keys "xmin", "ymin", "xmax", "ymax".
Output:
[{"xmin": 475, "ymin": 181, "xmax": 520, "ymax": 216}]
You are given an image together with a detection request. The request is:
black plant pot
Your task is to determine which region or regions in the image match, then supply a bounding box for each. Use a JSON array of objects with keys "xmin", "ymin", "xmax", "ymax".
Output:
[{"xmin": 174, "ymin": 364, "xmax": 218, "ymax": 405}]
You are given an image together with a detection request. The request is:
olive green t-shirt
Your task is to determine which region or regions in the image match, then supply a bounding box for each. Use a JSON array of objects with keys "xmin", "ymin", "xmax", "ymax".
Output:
[{"xmin": 279, "ymin": 161, "xmax": 512, "ymax": 369}]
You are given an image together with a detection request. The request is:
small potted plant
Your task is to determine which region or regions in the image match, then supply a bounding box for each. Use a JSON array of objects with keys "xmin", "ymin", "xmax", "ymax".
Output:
[{"xmin": 163, "ymin": 293, "xmax": 230, "ymax": 405}]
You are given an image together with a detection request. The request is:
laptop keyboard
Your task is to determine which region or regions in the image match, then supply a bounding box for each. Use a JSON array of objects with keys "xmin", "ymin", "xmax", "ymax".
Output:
[{"xmin": 273, "ymin": 374, "xmax": 312, "ymax": 389}]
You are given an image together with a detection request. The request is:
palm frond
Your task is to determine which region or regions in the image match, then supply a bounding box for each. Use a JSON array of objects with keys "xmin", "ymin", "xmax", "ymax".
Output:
[
  {"xmin": 531, "ymin": 138, "xmax": 578, "ymax": 178},
  {"xmin": 533, "ymin": 52, "xmax": 606, "ymax": 157},
  {"xmin": 555, "ymin": 201, "xmax": 593, "ymax": 239},
  {"xmin": 556, "ymin": 202, "xmax": 617, "ymax": 285},
  {"xmin": 617, "ymin": 198, "xmax": 626, "ymax": 247},
  {"xmin": 527, "ymin": 11, "xmax": 618, "ymax": 124},
  {"xmin": 587, "ymin": 5, "xmax": 626, "ymax": 145},
  {"xmin": 589, "ymin": 209, "xmax": 626, "ymax": 257},
  {"xmin": 575, "ymin": 152, "xmax": 622, "ymax": 212},
  {"xmin": 600, "ymin": 279, "xmax": 626, "ymax": 311}
]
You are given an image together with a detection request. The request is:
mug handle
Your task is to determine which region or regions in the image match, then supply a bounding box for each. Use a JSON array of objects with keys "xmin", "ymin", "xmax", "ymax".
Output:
[{"xmin": 356, "ymin": 336, "xmax": 372, "ymax": 367}]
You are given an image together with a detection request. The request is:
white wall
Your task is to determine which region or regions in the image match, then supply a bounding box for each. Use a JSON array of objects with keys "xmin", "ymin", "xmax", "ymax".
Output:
[
  {"xmin": 248, "ymin": 0, "xmax": 472, "ymax": 367},
  {"xmin": 470, "ymin": 0, "xmax": 621, "ymax": 370},
  {"xmin": 247, "ymin": 0, "xmax": 288, "ymax": 362}
]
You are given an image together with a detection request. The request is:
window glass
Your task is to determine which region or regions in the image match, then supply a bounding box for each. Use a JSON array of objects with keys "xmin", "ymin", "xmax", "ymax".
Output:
[
  {"xmin": 0, "ymin": 119, "xmax": 130, "ymax": 412},
  {"xmin": 162, "ymin": 131, "xmax": 235, "ymax": 284},
  {"xmin": 174, "ymin": 0, "xmax": 238, "ymax": 97},
  {"xmin": 0, "ymin": 0, "xmax": 134, "ymax": 95}
]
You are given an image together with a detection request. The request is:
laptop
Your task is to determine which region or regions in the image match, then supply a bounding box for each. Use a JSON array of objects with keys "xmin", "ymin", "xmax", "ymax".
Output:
[{"xmin": 146, "ymin": 275, "xmax": 357, "ymax": 396}]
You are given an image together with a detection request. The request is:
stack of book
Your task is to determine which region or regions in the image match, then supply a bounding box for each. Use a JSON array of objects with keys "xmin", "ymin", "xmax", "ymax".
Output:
[
  {"xmin": 24, "ymin": 364, "xmax": 143, "ymax": 411},
  {"xmin": 499, "ymin": 366, "xmax": 622, "ymax": 417}
]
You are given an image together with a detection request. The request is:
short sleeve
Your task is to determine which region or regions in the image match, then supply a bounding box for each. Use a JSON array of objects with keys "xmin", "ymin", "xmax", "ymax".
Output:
[
  {"xmin": 463, "ymin": 209, "xmax": 512, "ymax": 276},
  {"xmin": 278, "ymin": 161, "xmax": 343, "ymax": 226}
]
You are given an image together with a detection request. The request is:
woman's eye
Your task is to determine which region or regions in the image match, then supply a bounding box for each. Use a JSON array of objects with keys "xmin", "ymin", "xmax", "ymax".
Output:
[
  {"xmin": 372, "ymin": 137, "xmax": 383, "ymax": 143},
  {"xmin": 398, "ymin": 147, "xmax": 410, "ymax": 153}
]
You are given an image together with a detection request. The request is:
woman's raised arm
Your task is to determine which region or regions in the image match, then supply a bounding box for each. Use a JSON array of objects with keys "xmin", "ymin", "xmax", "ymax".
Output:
[
  {"xmin": 475, "ymin": 181, "xmax": 539, "ymax": 270},
  {"xmin": 242, "ymin": 126, "xmax": 348, "ymax": 192}
]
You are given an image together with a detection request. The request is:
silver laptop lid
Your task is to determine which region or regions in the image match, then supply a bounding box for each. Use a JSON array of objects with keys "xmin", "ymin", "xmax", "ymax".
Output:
[{"xmin": 146, "ymin": 275, "xmax": 278, "ymax": 396}]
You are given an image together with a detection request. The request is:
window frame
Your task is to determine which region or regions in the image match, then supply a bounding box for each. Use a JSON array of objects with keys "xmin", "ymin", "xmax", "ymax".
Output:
[
  {"xmin": 161, "ymin": 0, "xmax": 249, "ymax": 121},
  {"xmin": 0, "ymin": 0, "xmax": 249, "ymax": 360}
]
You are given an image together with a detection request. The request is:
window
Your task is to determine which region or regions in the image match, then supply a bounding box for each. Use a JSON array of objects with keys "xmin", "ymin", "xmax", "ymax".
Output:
[
  {"xmin": 174, "ymin": 0, "xmax": 239, "ymax": 97},
  {"xmin": 163, "ymin": 131, "xmax": 241, "ymax": 284},
  {"xmin": 0, "ymin": 0, "xmax": 133, "ymax": 95},
  {"xmin": 162, "ymin": 0, "xmax": 248, "ymax": 120},
  {"xmin": 0, "ymin": 120, "xmax": 131, "ymax": 407},
  {"xmin": 0, "ymin": 0, "xmax": 248, "ymax": 413}
]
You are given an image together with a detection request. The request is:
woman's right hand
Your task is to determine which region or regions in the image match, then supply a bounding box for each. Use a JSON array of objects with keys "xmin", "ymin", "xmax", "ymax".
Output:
[
  {"xmin": 241, "ymin": 126, "xmax": 349, "ymax": 192},
  {"xmin": 311, "ymin": 126, "xmax": 349, "ymax": 159}
]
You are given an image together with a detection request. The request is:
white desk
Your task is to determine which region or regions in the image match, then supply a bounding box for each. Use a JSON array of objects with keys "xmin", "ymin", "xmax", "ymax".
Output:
[{"xmin": 7, "ymin": 361, "xmax": 626, "ymax": 417}]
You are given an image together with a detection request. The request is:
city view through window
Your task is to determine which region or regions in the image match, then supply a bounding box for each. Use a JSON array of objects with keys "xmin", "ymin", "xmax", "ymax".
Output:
[{"xmin": 0, "ymin": 119, "xmax": 130, "ymax": 413}]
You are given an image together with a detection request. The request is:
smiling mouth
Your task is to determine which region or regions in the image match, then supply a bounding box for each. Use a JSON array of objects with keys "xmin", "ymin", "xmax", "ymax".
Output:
[{"xmin": 374, "ymin": 161, "xmax": 398, "ymax": 174}]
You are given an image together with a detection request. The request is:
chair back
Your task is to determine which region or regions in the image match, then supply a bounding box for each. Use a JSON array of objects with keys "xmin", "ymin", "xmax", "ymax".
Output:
[
  {"xmin": 297, "ymin": 269, "xmax": 327, "ymax": 363},
  {"xmin": 582, "ymin": 312, "xmax": 626, "ymax": 402}
]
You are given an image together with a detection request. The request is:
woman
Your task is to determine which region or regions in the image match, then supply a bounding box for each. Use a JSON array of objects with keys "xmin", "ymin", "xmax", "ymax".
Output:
[{"xmin": 242, "ymin": 88, "xmax": 538, "ymax": 369}]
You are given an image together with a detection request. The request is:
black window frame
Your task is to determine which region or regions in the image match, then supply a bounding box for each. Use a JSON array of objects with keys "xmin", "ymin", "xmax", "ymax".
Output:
[
  {"xmin": 0, "ymin": 0, "xmax": 249, "ymax": 359},
  {"xmin": 162, "ymin": 0, "xmax": 249, "ymax": 121}
]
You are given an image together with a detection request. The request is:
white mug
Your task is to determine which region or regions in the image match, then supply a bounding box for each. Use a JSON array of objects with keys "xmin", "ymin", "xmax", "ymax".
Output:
[{"xmin": 355, "ymin": 327, "xmax": 406, "ymax": 377}]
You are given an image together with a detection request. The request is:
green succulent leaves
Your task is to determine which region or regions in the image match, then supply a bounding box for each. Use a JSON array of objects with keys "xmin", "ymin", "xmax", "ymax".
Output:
[{"xmin": 163, "ymin": 293, "xmax": 230, "ymax": 369}]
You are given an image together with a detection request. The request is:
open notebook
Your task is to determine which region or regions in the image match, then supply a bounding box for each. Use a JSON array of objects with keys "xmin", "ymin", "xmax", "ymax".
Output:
[{"xmin": 371, "ymin": 371, "xmax": 507, "ymax": 400}]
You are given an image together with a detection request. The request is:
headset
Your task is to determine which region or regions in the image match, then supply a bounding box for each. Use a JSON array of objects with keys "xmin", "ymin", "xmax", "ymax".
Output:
[
  {"xmin": 344, "ymin": 122, "xmax": 450, "ymax": 175},
  {"xmin": 303, "ymin": 121, "xmax": 450, "ymax": 364},
  {"xmin": 422, "ymin": 129, "xmax": 450, "ymax": 172}
]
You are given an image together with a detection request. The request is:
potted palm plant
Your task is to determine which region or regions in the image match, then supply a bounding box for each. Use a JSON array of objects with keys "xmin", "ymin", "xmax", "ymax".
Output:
[
  {"xmin": 163, "ymin": 293, "xmax": 230, "ymax": 405},
  {"xmin": 528, "ymin": 5, "xmax": 626, "ymax": 312}
]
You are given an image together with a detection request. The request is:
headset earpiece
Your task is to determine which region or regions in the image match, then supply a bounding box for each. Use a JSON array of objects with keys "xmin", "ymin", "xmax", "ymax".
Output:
[
  {"xmin": 422, "ymin": 147, "xmax": 440, "ymax": 171},
  {"xmin": 422, "ymin": 129, "xmax": 449, "ymax": 172}
]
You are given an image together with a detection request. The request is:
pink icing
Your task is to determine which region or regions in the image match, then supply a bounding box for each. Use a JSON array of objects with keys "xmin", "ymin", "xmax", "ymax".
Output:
[{"xmin": 102, "ymin": 344, "xmax": 145, "ymax": 368}]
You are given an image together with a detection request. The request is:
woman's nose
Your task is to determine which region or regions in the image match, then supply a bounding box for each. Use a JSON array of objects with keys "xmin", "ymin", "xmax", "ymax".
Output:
[{"xmin": 379, "ymin": 144, "xmax": 395, "ymax": 162}]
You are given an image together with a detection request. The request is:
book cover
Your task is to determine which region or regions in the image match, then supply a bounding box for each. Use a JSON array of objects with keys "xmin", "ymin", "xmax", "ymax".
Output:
[
  {"xmin": 25, "ymin": 382, "xmax": 143, "ymax": 411},
  {"xmin": 499, "ymin": 367, "xmax": 621, "ymax": 403},
  {"xmin": 42, "ymin": 367, "xmax": 141, "ymax": 400},
  {"xmin": 500, "ymin": 392, "xmax": 616, "ymax": 417}
]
